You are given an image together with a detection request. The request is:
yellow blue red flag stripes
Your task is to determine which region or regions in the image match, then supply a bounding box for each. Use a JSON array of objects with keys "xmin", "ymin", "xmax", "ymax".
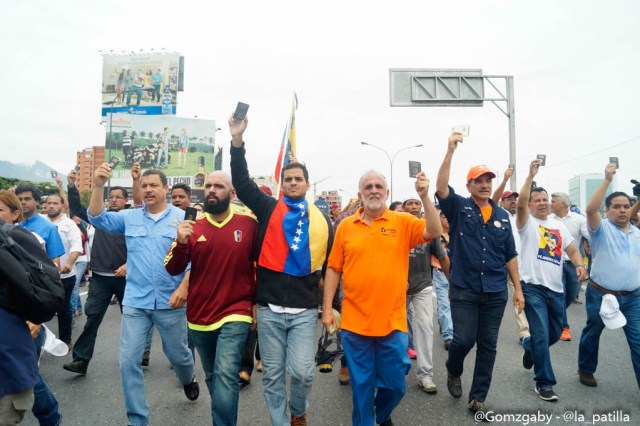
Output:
[{"xmin": 274, "ymin": 92, "xmax": 298, "ymax": 199}]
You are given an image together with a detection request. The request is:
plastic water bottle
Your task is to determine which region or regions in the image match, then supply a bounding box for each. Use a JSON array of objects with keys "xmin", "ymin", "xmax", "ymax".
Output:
[{"xmin": 161, "ymin": 87, "xmax": 173, "ymax": 115}]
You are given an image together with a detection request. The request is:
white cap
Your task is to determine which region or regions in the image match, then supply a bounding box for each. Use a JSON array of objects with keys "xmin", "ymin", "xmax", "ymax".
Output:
[
  {"xmin": 599, "ymin": 294, "xmax": 627, "ymax": 330},
  {"xmin": 43, "ymin": 325, "xmax": 69, "ymax": 357},
  {"xmin": 402, "ymin": 194, "xmax": 420, "ymax": 205}
]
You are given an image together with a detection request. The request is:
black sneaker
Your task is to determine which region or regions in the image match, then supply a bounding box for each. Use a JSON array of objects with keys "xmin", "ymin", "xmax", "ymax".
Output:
[
  {"xmin": 535, "ymin": 386, "xmax": 558, "ymax": 401},
  {"xmin": 522, "ymin": 349, "xmax": 533, "ymax": 370},
  {"xmin": 447, "ymin": 373, "xmax": 462, "ymax": 398},
  {"xmin": 63, "ymin": 359, "xmax": 88, "ymax": 375},
  {"xmin": 578, "ymin": 370, "xmax": 597, "ymax": 387},
  {"xmin": 379, "ymin": 418, "xmax": 394, "ymax": 426},
  {"xmin": 183, "ymin": 376, "xmax": 200, "ymax": 401},
  {"xmin": 141, "ymin": 350, "xmax": 150, "ymax": 367}
]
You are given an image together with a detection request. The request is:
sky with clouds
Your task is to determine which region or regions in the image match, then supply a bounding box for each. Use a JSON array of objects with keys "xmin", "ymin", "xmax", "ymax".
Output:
[{"xmin": 1, "ymin": 0, "xmax": 639, "ymax": 204}]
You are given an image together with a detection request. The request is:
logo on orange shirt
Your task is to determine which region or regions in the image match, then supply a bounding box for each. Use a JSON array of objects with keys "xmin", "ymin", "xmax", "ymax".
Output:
[{"xmin": 380, "ymin": 227, "xmax": 398, "ymax": 236}]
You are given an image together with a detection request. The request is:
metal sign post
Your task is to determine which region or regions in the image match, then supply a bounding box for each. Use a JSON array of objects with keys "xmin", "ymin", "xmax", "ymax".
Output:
[{"xmin": 390, "ymin": 69, "xmax": 517, "ymax": 190}]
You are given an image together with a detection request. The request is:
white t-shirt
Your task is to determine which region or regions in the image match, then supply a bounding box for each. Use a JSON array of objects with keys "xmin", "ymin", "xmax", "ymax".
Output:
[{"xmin": 518, "ymin": 215, "xmax": 574, "ymax": 293}]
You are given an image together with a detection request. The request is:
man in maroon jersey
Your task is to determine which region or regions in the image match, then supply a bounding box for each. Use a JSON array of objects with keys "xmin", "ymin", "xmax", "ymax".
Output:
[{"xmin": 165, "ymin": 171, "xmax": 258, "ymax": 426}]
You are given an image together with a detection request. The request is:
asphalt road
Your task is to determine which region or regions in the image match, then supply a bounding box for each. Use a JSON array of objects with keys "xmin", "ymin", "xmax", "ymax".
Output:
[{"xmin": 22, "ymin": 286, "xmax": 639, "ymax": 425}]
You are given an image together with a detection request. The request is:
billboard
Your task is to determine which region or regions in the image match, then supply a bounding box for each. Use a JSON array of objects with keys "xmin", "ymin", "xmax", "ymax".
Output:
[
  {"xmin": 106, "ymin": 113, "xmax": 216, "ymax": 203},
  {"xmin": 101, "ymin": 53, "xmax": 184, "ymax": 118}
]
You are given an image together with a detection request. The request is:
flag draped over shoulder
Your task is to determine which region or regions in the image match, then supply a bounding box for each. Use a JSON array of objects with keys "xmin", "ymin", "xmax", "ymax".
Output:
[
  {"xmin": 258, "ymin": 197, "xmax": 329, "ymax": 277},
  {"xmin": 274, "ymin": 93, "xmax": 298, "ymax": 199}
]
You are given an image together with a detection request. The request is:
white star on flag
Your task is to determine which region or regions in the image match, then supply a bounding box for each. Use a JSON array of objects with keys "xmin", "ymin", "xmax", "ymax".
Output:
[
  {"xmin": 293, "ymin": 236, "xmax": 301, "ymax": 243},
  {"xmin": 296, "ymin": 228, "xmax": 303, "ymax": 235},
  {"xmin": 291, "ymin": 244, "xmax": 299, "ymax": 251},
  {"xmin": 297, "ymin": 203, "xmax": 304, "ymax": 209},
  {"xmin": 298, "ymin": 220, "xmax": 303, "ymax": 226}
]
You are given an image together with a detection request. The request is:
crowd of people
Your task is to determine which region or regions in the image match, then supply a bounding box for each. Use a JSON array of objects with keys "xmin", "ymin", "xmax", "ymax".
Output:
[{"xmin": 1, "ymin": 117, "xmax": 640, "ymax": 426}]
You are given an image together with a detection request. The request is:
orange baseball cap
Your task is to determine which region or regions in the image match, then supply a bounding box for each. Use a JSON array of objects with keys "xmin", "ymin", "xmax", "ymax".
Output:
[{"xmin": 467, "ymin": 165, "xmax": 496, "ymax": 182}]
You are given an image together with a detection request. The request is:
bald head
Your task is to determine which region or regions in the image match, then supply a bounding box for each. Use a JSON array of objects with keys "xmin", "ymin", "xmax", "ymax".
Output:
[
  {"xmin": 358, "ymin": 170, "xmax": 387, "ymax": 192},
  {"xmin": 208, "ymin": 171, "xmax": 232, "ymax": 188},
  {"xmin": 204, "ymin": 171, "xmax": 235, "ymax": 215}
]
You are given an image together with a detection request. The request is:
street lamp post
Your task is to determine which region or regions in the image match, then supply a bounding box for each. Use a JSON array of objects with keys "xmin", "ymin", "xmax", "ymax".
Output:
[
  {"xmin": 311, "ymin": 176, "xmax": 331, "ymax": 200},
  {"xmin": 360, "ymin": 141, "xmax": 423, "ymax": 201}
]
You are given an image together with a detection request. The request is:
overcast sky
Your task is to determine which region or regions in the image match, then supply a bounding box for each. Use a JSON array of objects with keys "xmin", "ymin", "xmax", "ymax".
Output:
[{"xmin": 2, "ymin": 0, "xmax": 639, "ymax": 204}]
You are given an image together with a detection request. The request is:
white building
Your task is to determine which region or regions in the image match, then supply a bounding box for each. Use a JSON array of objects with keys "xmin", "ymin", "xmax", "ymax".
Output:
[{"xmin": 568, "ymin": 173, "xmax": 617, "ymax": 215}]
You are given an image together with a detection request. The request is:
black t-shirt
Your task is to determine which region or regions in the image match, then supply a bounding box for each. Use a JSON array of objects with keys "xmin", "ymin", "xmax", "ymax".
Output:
[{"xmin": 407, "ymin": 237, "xmax": 445, "ymax": 296}]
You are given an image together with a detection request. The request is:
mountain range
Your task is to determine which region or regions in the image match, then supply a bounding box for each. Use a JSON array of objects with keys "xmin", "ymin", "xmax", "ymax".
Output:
[{"xmin": 0, "ymin": 160, "xmax": 66, "ymax": 183}]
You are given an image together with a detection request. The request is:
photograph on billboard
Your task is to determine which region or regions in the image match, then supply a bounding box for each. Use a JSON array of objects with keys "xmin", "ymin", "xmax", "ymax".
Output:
[
  {"xmin": 106, "ymin": 113, "xmax": 216, "ymax": 203},
  {"xmin": 101, "ymin": 53, "xmax": 184, "ymax": 118}
]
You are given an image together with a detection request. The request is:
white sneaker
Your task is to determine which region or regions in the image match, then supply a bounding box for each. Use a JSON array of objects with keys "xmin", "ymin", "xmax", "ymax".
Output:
[{"xmin": 419, "ymin": 377, "xmax": 437, "ymax": 394}]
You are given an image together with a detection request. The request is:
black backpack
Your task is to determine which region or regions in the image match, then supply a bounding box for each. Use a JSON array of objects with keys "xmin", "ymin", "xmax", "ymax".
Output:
[{"xmin": 0, "ymin": 219, "xmax": 64, "ymax": 324}]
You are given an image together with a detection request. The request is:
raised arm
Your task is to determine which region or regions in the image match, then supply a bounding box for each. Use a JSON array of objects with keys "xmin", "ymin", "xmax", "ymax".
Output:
[
  {"xmin": 586, "ymin": 164, "xmax": 616, "ymax": 231},
  {"xmin": 492, "ymin": 167, "xmax": 513, "ymax": 204},
  {"xmin": 67, "ymin": 170, "xmax": 88, "ymax": 222},
  {"xmin": 415, "ymin": 171, "xmax": 443, "ymax": 240},
  {"xmin": 228, "ymin": 113, "xmax": 276, "ymax": 219},
  {"xmin": 55, "ymin": 176, "xmax": 69, "ymax": 215},
  {"xmin": 436, "ymin": 133, "xmax": 463, "ymax": 199},
  {"xmin": 517, "ymin": 160, "xmax": 541, "ymax": 230},
  {"xmin": 89, "ymin": 163, "xmax": 112, "ymax": 217},
  {"xmin": 131, "ymin": 162, "xmax": 143, "ymax": 207}
]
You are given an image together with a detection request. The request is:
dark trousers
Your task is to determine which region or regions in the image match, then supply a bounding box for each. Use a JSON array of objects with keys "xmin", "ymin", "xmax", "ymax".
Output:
[
  {"xmin": 57, "ymin": 276, "xmax": 76, "ymax": 344},
  {"xmin": 446, "ymin": 286, "xmax": 508, "ymax": 402},
  {"xmin": 72, "ymin": 273, "xmax": 126, "ymax": 363},
  {"xmin": 240, "ymin": 328, "xmax": 260, "ymax": 374}
]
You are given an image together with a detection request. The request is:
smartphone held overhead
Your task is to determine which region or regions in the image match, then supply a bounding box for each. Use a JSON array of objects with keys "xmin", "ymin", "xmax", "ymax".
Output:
[
  {"xmin": 609, "ymin": 157, "xmax": 619, "ymax": 169},
  {"xmin": 234, "ymin": 102, "xmax": 249, "ymax": 121},
  {"xmin": 409, "ymin": 161, "xmax": 422, "ymax": 178},
  {"xmin": 109, "ymin": 156, "xmax": 120, "ymax": 170},
  {"xmin": 536, "ymin": 154, "xmax": 546, "ymax": 166}
]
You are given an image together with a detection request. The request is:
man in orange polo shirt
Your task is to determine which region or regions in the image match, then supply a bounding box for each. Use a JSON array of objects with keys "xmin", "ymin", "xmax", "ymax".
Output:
[{"xmin": 321, "ymin": 170, "xmax": 442, "ymax": 426}]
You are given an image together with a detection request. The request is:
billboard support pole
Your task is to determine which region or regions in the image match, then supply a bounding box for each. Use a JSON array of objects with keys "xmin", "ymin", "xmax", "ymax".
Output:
[{"xmin": 506, "ymin": 76, "xmax": 516, "ymax": 191}]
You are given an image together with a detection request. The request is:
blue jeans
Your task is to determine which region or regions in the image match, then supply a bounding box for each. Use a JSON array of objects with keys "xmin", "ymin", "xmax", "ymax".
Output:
[
  {"xmin": 521, "ymin": 282, "xmax": 564, "ymax": 389},
  {"xmin": 126, "ymin": 85, "xmax": 142, "ymax": 105},
  {"xmin": 156, "ymin": 146, "xmax": 169, "ymax": 168},
  {"xmin": 342, "ymin": 330, "xmax": 410, "ymax": 426},
  {"xmin": 257, "ymin": 307, "xmax": 317, "ymax": 426},
  {"xmin": 190, "ymin": 322, "xmax": 250, "ymax": 426},
  {"xmin": 72, "ymin": 261, "xmax": 87, "ymax": 314},
  {"xmin": 32, "ymin": 329, "xmax": 61, "ymax": 426},
  {"xmin": 73, "ymin": 273, "xmax": 125, "ymax": 363},
  {"xmin": 578, "ymin": 285, "xmax": 640, "ymax": 388},
  {"xmin": 561, "ymin": 261, "xmax": 580, "ymax": 329},
  {"xmin": 433, "ymin": 268, "xmax": 453, "ymax": 341},
  {"xmin": 120, "ymin": 306, "xmax": 194, "ymax": 426},
  {"xmin": 446, "ymin": 286, "xmax": 508, "ymax": 402}
]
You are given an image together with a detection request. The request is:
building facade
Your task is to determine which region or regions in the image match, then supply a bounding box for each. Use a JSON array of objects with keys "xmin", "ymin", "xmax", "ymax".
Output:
[
  {"xmin": 568, "ymin": 173, "xmax": 616, "ymax": 215},
  {"xmin": 76, "ymin": 146, "xmax": 105, "ymax": 191}
]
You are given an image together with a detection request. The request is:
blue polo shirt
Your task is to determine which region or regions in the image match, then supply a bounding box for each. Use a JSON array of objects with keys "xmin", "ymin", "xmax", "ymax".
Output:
[
  {"xmin": 21, "ymin": 214, "xmax": 65, "ymax": 260},
  {"xmin": 589, "ymin": 219, "xmax": 640, "ymax": 292},
  {"xmin": 437, "ymin": 186, "xmax": 517, "ymax": 293},
  {"xmin": 88, "ymin": 205, "xmax": 187, "ymax": 310}
]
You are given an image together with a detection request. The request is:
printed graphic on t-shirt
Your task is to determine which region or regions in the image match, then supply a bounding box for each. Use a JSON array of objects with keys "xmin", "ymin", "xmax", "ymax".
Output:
[{"xmin": 537, "ymin": 225, "xmax": 562, "ymax": 265}]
